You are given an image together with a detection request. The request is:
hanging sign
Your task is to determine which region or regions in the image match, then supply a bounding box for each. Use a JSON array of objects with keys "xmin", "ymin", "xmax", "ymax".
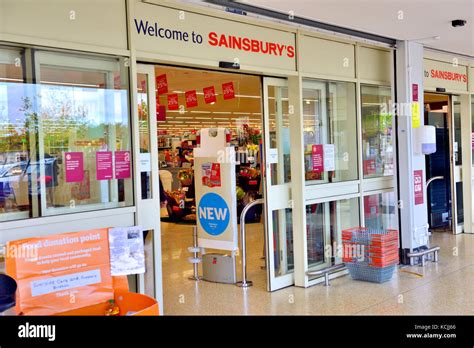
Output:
[
  {"xmin": 155, "ymin": 74, "xmax": 168, "ymax": 95},
  {"xmin": 157, "ymin": 104, "xmax": 166, "ymax": 121},
  {"xmin": 312, "ymin": 144, "xmax": 324, "ymax": 173},
  {"xmin": 96, "ymin": 151, "xmax": 113, "ymax": 180},
  {"xmin": 222, "ymin": 82, "xmax": 235, "ymax": 100},
  {"xmin": 203, "ymin": 86, "xmax": 217, "ymax": 104},
  {"xmin": 65, "ymin": 152, "xmax": 84, "ymax": 183},
  {"xmin": 167, "ymin": 93, "xmax": 179, "ymax": 110},
  {"xmin": 414, "ymin": 170, "xmax": 424, "ymax": 205},
  {"xmin": 6, "ymin": 229, "xmax": 113, "ymax": 315},
  {"xmin": 185, "ymin": 90, "xmax": 198, "ymax": 108},
  {"xmin": 115, "ymin": 151, "xmax": 131, "ymax": 179}
]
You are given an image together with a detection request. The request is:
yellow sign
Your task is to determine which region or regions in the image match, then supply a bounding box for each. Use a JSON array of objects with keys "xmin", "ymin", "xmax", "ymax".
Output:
[{"xmin": 412, "ymin": 102, "xmax": 420, "ymax": 128}]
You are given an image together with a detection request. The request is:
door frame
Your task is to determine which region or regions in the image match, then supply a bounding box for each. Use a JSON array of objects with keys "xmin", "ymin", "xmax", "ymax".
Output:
[
  {"xmin": 262, "ymin": 76, "xmax": 295, "ymax": 291},
  {"xmin": 134, "ymin": 63, "xmax": 163, "ymax": 307}
]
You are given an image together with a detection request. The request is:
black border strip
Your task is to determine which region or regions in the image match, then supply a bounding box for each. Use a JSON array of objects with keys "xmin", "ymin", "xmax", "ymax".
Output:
[{"xmin": 204, "ymin": 0, "xmax": 397, "ymax": 46}]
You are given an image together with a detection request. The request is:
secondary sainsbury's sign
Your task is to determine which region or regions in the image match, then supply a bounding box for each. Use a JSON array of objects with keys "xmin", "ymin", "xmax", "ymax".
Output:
[
  {"xmin": 133, "ymin": 2, "xmax": 296, "ymax": 72},
  {"xmin": 424, "ymin": 58, "xmax": 468, "ymax": 91}
]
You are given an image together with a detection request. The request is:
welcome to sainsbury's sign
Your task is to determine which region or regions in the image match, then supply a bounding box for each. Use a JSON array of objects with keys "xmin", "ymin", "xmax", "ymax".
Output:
[{"xmin": 133, "ymin": 3, "xmax": 297, "ymax": 71}]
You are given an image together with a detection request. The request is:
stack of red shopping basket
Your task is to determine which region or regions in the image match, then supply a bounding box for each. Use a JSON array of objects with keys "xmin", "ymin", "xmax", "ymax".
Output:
[{"xmin": 342, "ymin": 227, "xmax": 399, "ymax": 283}]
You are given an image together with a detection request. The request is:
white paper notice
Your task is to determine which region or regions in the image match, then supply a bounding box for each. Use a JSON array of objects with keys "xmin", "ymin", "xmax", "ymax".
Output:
[
  {"xmin": 139, "ymin": 153, "xmax": 151, "ymax": 172},
  {"xmin": 109, "ymin": 226, "xmax": 145, "ymax": 276},
  {"xmin": 268, "ymin": 148, "xmax": 278, "ymax": 164},
  {"xmin": 323, "ymin": 144, "xmax": 335, "ymax": 171}
]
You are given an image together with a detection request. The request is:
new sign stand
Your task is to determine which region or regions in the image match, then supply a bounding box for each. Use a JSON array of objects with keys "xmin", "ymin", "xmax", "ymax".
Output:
[{"xmin": 194, "ymin": 128, "xmax": 238, "ymax": 284}]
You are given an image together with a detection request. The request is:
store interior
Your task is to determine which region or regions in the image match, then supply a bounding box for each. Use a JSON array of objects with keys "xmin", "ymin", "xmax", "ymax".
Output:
[
  {"xmin": 146, "ymin": 66, "xmax": 267, "ymax": 286},
  {"xmin": 424, "ymin": 93, "xmax": 453, "ymax": 233}
]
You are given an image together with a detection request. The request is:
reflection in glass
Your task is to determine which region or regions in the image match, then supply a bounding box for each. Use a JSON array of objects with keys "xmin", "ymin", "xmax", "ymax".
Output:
[
  {"xmin": 137, "ymin": 73, "xmax": 152, "ymax": 199},
  {"xmin": 0, "ymin": 48, "xmax": 29, "ymax": 222},
  {"xmin": 364, "ymin": 192, "xmax": 397, "ymax": 231},
  {"xmin": 267, "ymin": 85, "xmax": 291, "ymax": 185},
  {"xmin": 361, "ymin": 85, "xmax": 394, "ymax": 178},
  {"xmin": 0, "ymin": 50, "xmax": 133, "ymax": 221},
  {"xmin": 272, "ymin": 208, "xmax": 294, "ymax": 277},
  {"xmin": 303, "ymin": 80, "xmax": 357, "ymax": 184},
  {"xmin": 306, "ymin": 198, "xmax": 359, "ymax": 269}
]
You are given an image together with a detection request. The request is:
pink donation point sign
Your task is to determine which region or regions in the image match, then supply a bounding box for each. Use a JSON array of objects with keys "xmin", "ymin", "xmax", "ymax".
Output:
[
  {"xmin": 65, "ymin": 152, "xmax": 84, "ymax": 183},
  {"xmin": 115, "ymin": 151, "xmax": 131, "ymax": 179},
  {"xmin": 96, "ymin": 151, "xmax": 113, "ymax": 180}
]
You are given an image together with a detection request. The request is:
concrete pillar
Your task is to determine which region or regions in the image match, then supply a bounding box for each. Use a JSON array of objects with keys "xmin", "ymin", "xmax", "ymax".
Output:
[{"xmin": 396, "ymin": 41, "xmax": 430, "ymax": 264}]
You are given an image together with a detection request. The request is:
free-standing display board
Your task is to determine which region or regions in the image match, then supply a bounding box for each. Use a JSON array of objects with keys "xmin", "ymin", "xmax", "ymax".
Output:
[{"xmin": 194, "ymin": 128, "xmax": 238, "ymax": 251}]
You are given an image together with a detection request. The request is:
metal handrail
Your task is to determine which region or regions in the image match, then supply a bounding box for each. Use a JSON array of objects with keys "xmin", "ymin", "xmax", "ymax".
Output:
[
  {"xmin": 306, "ymin": 263, "xmax": 346, "ymax": 286},
  {"xmin": 407, "ymin": 246, "xmax": 440, "ymax": 266},
  {"xmin": 236, "ymin": 198, "xmax": 264, "ymax": 288},
  {"xmin": 426, "ymin": 176, "xmax": 444, "ymax": 187}
]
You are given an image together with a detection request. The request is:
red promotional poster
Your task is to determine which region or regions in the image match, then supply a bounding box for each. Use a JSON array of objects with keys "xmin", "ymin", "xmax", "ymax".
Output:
[
  {"xmin": 363, "ymin": 159, "xmax": 376, "ymax": 176},
  {"xmin": 185, "ymin": 90, "xmax": 198, "ymax": 108},
  {"xmin": 115, "ymin": 151, "xmax": 131, "ymax": 179},
  {"xmin": 210, "ymin": 163, "xmax": 222, "ymax": 187},
  {"xmin": 312, "ymin": 145, "xmax": 324, "ymax": 173},
  {"xmin": 414, "ymin": 170, "xmax": 424, "ymax": 205},
  {"xmin": 65, "ymin": 152, "xmax": 84, "ymax": 183},
  {"xmin": 203, "ymin": 86, "xmax": 217, "ymax": 104},
  {"xmin": 155, "ymin": 74, "xmax": 168, "ymax": 95},
  {"xmin": 96, "ymin": 151, "xmax": 113, "ymax": 180},
  {"xmin": 222, "ymin": 82, "xmax": 235, "ymax": 100},
  {"xmin": 140, "ymin": 79, "xmax": 146, "ymax": 92},
  {"xmin": 157, "ymin": 104, "xmax": 166, "ymax": 121},
  {"xmin": 364, "ymin": 195, "xmax": 379, "ymax": 216},
  {"xmin": 412, "ymin": 83, "xmax": 419, "ymax": 102},
  {"xmin": 168, "ymin": 93, "xmax": 179, "ymax": 110}
]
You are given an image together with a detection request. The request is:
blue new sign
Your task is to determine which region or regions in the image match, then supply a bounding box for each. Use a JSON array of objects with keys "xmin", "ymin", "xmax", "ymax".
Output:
[{"xmin": 198, "ymin": 193, "xmax": 230, "ymax": 236}]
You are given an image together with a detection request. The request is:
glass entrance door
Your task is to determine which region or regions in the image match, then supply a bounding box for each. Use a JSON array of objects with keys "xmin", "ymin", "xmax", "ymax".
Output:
[
  {"xmin": 135, "ymin": 64, "xmax": 163, "ymax": 305},
  {"xmin": 262, "ymin": 77, "xmax": 294, "ymax": 291},
  {"xmin": 452, "ymin": 95, "xmax": 463, "ymax": 234}
]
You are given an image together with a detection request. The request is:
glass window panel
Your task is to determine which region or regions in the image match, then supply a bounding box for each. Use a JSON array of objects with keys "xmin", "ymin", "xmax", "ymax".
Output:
[
  {"xmin": 272, "ymin": 208, "xmax": 294, "ymax": 277},
  {"xmin": 137, "ymin": 73, "xmax": 152, "ymax": 200},
  {"xmin": 361, "ymin": 85, "xmax": 394, "ymax": 178},
  {"xmin": 303, "ymin": 80, "xmax": 357, "ymax": 184},
  {"xmin": 33, "ymin": 52, "xmax": 133, "ymax": 216},
  {"xmin": 453, "ymin": 97, "xmax": 462, "ymax": 166},
  {"xmin": 306, "ymin": 198, "xmax": 359, "ymax": 269},
  {"xmin": 364, "ymin": 191, "xmax": 397, "ymax": 231},
  {"xmin": 0, "ymin": 48, "xmax": 30, "ymax": 222},
  {"xmin": 267, "ymin": 85, "xmax": 291, "ymax": 185}
]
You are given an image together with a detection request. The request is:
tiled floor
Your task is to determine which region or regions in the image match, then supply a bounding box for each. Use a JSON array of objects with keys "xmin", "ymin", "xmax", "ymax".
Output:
[{"xmin": 161, "ymin": 221, "xmax": 474, "ymax": 315}]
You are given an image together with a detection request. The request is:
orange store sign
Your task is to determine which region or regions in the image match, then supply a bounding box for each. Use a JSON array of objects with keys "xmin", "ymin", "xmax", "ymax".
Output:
[{"xmin": 6, "ymin": 229, "xmax": 113, "ymax": 315}]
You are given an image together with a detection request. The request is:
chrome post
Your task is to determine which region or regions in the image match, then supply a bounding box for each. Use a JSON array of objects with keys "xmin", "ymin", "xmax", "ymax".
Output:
[
  {"xmin": 188, "ymin": 226, "xmax": 202, "ymax": 281},
  {"xmin": 324, "ymin": 273, "xmax": 330, "ymax": 286},
  {"xmin": 236, "ymin": 198, "xmax": 264, "ymax": 288}
]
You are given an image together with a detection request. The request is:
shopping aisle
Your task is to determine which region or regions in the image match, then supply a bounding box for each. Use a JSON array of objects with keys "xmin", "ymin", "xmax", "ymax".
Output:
[{"xmin": 161, "ymin": 229, "xmax": 474, "ymax": 315}]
